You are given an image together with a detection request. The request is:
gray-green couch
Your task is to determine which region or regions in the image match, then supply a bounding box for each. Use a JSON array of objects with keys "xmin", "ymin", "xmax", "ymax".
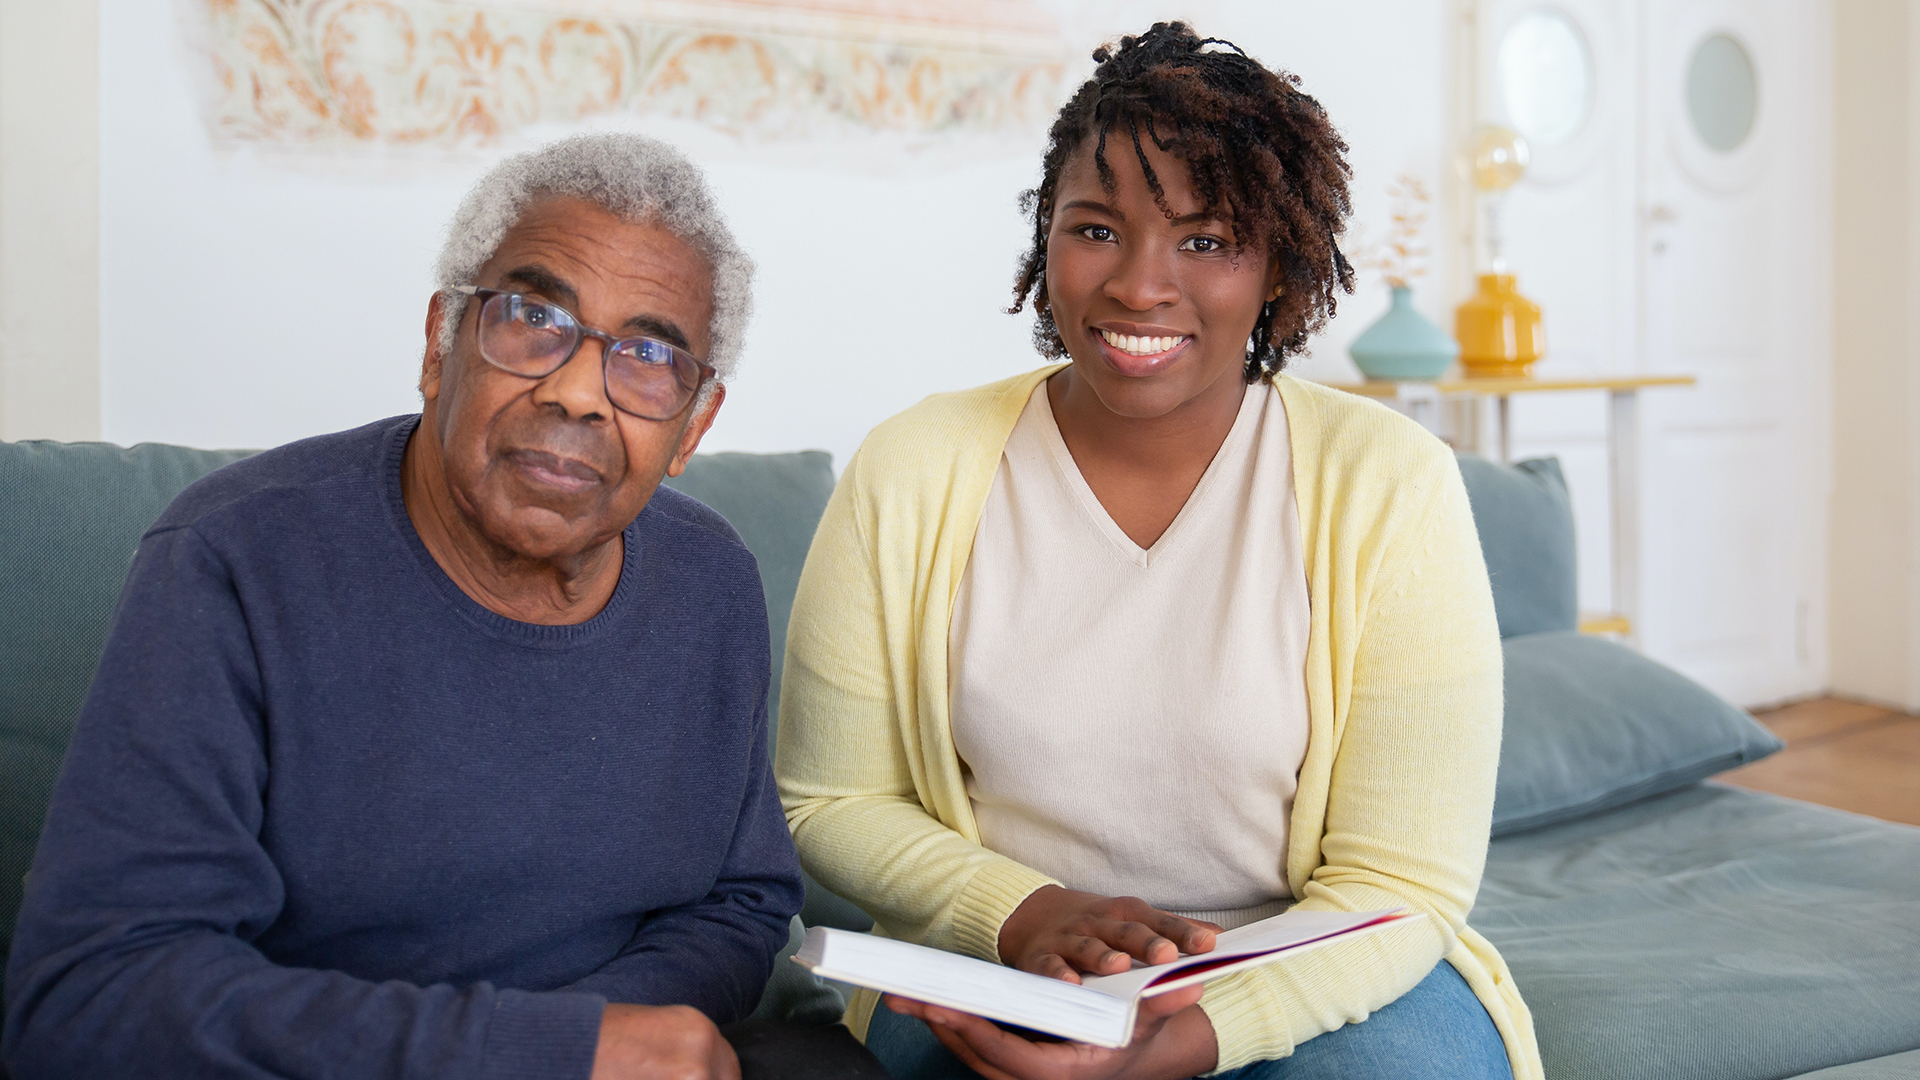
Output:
[{"xmin": 3, "ymin": 438, "xmax": 1917, "ymax": 1079}]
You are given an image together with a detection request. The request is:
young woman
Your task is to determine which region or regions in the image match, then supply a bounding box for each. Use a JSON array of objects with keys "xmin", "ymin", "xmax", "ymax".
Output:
[{"xmin": 776, "ymin": 24, "xmax": 1542, "ymax": 1080}]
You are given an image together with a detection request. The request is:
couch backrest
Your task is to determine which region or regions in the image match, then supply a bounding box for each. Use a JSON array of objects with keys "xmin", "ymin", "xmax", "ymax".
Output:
[
  {"xmin": 0, "ymin": 438, "xmax": 835, "ymax": 961},
  {"xmin": 1, "ymin": 437, "xmax": 1580, "ymax": 956},
  {"xmin": 1, "ymin": 441, "xmax": 257, "ymax": 964},
  {"xmin": 658, "ymin": 451, "xmax": 835, "ymax": 738}
]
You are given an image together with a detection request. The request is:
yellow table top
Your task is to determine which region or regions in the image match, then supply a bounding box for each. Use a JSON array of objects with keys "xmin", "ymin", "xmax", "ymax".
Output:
[{"xmin": 1319, "ymin": 375, "xmax": 1696, "ymax": 397}]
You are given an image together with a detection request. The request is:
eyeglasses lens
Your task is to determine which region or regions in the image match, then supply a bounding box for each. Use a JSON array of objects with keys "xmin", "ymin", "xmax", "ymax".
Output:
[
  {"xmin": 476, "ymin": 290, "xmax": 705, "ymax": 420},
  {"xmin": 607, "ymin": 340, "xmax": 700, "ymax": 417},
  {"xmin": 479, "ymin": 292, "xmax": 577, "ymax": 375}
]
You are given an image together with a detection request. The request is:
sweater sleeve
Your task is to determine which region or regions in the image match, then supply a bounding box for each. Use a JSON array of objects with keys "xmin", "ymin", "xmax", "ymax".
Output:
[
  {"xmin": 777, "ymin": 452, "xmax": 1059, "ymax": 962},
  {"xmin": 563, "ymin": 692, "xmax": 801, "ymax": 1022},
  {"xmin": 1195, "ymin": 450, "xmax": 1505, "ymax": 1072},
  {"xmin": 1, "ymin": 527, "xmax": 605, "ymax": 1080}
]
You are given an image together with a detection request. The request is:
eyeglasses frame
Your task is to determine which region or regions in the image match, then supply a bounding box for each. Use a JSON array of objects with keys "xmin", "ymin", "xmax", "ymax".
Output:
[{"xmin": 450, "ymin": 285, "xmax": 717, "ymax": 421}]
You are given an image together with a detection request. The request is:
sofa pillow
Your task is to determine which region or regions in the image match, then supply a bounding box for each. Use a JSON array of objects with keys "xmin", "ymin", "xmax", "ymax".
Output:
[
  {"xmin": 1456, "ymin": 454, "xmax": 1578, "ymax": 638},
  {"xmin": 1492, "ymin": 631, "xmax": 1783, "ymax": 837}
]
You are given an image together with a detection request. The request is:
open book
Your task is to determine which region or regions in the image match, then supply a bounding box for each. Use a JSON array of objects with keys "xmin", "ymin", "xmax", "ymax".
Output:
[{"xmin": 794, "ymin": 907, "xmax": 1419, "ymax": 1049}]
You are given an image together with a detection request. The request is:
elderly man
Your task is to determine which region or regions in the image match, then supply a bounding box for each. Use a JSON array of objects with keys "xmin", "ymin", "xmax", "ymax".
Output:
[{"xmin": 3, "ymin": 135, "xmax": 846, "ymax": 1080}]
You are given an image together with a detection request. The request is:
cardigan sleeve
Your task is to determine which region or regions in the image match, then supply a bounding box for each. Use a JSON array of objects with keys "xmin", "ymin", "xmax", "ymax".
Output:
[
  {"xmin": 1194, "ymin": 448, "xmax": 1505, "ymax": 1072},
  {"xmin": 776, "ymin": 449, "xmax": 1059, "ymax": 961}
]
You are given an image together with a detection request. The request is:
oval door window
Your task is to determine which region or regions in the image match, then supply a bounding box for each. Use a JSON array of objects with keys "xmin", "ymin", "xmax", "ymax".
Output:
[
  {"xmin": 1498, "ymin": 9, "xmax": 1593, "ymax": 148},
  {"xmin": 1686, "ymin": 33, "xmax": 1758, "ymax": 152}
]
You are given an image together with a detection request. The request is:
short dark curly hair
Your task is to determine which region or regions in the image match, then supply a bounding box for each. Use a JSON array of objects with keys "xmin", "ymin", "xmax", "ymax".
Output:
[{"xmin": 1010, "ymin": 22, "xmax": 1356, "ymax": 380}]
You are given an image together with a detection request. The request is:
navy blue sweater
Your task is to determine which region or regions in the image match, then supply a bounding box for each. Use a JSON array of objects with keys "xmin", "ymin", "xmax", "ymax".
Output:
[{"xmin": 2, "ymin": 417, "xmax": 803, "ymax": 1080}]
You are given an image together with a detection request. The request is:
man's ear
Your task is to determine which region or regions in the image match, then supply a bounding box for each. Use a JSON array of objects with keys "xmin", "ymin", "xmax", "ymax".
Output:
[
  {"xmin": 421, "ymin": 291, "xmax": 447, "ymax": 402},
  {"xmin": 666, "ymin": 383, "xmax": 726, "ymax": 478}
]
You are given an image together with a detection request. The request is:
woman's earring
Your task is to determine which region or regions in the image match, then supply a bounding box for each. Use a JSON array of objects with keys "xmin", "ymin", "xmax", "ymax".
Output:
[{"xmin": 1268, "ymin": 283, "xmax": 1284, "ymax": 302}]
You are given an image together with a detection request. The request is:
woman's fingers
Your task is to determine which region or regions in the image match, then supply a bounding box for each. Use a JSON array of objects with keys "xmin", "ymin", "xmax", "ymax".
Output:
[
  {"xmin": 1060, "ymin": 915, "xmax": 1211, "ymax": 971},
  {"xmin": 1031, "ymin": 951, "xmax": 1085, "ymax": 984},
  {"xmin": 1087, "ymin": 917, "xmax": 1180, "ymax": 965},
  {"xmin": 1021, "ymin": 920, "xmax": 1213, "ymax": 979},
  {"xmin": 911, "ymin": 996, "xmax": 1210, "ymax": 1080},
  {"xmin": 926, "ymin": 1006, "xmax": 1118, "ymax": 1080},
  {"xmin": 1099, "ymin": 897, "xmax": 1219, "ymax": 957},
  {"xmin": 898, "ymin": 994, "xmax": 1062, "ymax": 1080},
  {"xmin": 925, "ymin": 1016, "xmax": 1026, "ymax": 1080},
  {"xmin": 1138, "ymin": 985, "xmax": 1205, "ymax": 1024},
  {"xmin": 1149, "ymin": 912, "xmax": 1218, "ymax": 955},
  {"xmin": 1055, "ymin": 931, "xmax": 1133, "ymax": 975},
  {"xmin": 883, "ymin": 993, "xmax": 927, "ymax": 1018}
]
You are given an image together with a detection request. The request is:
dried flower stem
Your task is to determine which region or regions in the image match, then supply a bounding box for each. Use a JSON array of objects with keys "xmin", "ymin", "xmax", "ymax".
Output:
[{"xmin": 1351, "ymin": 171, "xmax": 1432, "ymax": 289}]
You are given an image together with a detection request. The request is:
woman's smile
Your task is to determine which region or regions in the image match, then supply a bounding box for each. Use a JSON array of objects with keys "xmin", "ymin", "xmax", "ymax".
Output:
[{"xmin": 1094, "ymin": 325, "xmax": 1193, "ymax": 376}]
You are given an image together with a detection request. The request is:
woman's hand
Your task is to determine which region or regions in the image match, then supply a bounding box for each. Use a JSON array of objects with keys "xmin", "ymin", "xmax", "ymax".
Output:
[
  {"xmin": 885, "ymin": 886, "xmax": 1224, "ymax": 1079},
  {"xmin": 884, "ymin": 986, "xmax": 1217, "ymax": 1080},
  {"xmin": 998, "ymin": 886, "xmax": 1221, "ymax": 981}
]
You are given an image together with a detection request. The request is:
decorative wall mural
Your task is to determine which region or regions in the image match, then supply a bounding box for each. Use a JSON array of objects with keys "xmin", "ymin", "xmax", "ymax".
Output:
[{"xmin": 194, "ymin": 0, "xmax": 1069, "ymax": 147}]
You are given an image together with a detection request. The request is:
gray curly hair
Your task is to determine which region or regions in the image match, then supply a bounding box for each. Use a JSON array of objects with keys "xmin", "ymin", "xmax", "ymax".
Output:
[{"xmin": 433, "ymin": 133, "xmax": 753, "ymax": 392}]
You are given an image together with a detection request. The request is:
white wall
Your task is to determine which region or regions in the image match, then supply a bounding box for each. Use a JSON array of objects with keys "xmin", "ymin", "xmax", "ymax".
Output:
[
  {"xmin": 96, "ymin": 0, "xmax": 1452, "ymax": 472},
  {"xmin": 0, "ymin": 0, "xmax": 100, "ymax": 441},
  {"xmin": 24, "ymin": 0, "xmax": 1842, "ymax": 706},
  {"xmin": 1828, "ymin": 0, "xmax": 1920, "ymax": 710}
]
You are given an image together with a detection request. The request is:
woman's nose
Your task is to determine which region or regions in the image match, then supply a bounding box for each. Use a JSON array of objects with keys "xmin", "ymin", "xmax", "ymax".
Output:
[{"xmin": 1103, "ymin": 242, "xmax": 1181, "ymax": 311}]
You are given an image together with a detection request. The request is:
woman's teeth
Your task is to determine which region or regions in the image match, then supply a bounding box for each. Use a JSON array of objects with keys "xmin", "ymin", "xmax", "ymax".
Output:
[{"xmin": 1099, "ymin": 329, "xmax": 1187, "ymax": 356}]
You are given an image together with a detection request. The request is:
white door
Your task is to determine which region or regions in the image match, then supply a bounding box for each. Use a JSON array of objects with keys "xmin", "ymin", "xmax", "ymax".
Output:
[
  {"xmin": 1635, "ymin": 0, "xmax": 1829, "ymax": 705},
  {"xmin": 1474, "ymin": 0, "xmax": 1829, "ymax": 706},
  {"xmin": 1477, "ymin": 0, "xmax": 1641, "ymax": 626}
]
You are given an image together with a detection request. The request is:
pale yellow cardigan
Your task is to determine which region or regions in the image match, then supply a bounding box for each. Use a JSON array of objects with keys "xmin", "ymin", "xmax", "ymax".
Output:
[{"xmin": 776, "ymin": 368, "xmax": 1543, "ymax": 1078}]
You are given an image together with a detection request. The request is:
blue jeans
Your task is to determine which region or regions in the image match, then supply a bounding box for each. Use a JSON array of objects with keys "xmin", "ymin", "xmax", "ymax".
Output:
[{"xmin": 864, "ymin": 960, "xmax": 1513, "ymax": 1080}]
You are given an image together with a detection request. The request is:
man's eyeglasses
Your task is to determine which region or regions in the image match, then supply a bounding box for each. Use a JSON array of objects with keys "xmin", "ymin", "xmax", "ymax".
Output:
[{"xmin": 452, "ymin": 286, "xmax": 716, "ymax": 421}]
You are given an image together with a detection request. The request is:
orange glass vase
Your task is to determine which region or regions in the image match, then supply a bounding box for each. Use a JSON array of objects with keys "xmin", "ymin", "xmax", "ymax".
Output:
[{"xmin": 1455, "ymin": 273, "xmax": 1544, "ymax": 377}]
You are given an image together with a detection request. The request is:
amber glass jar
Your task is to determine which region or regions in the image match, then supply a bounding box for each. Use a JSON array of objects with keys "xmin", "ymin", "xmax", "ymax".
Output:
[{"xmin": 1455, "ymin": 273, "xmax": 1544, "ymax": 376}]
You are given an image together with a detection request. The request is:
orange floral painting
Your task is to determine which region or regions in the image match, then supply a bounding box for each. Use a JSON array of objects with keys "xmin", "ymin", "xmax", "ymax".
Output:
[{"xmin": 195, "ymin": 0, "xmax": 1069, "ymax": 146}]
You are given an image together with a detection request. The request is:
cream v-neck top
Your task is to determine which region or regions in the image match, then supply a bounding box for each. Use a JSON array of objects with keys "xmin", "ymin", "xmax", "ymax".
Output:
[{"xmin": 947, "ymin": 379, "xmax": 1312, "ymax": 929}]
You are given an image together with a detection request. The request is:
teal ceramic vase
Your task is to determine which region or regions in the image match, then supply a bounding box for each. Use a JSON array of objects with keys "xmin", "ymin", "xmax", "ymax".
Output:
[{"xmin": 1348, "ymin": 285, "xmax": 1459, "ymax": 380}]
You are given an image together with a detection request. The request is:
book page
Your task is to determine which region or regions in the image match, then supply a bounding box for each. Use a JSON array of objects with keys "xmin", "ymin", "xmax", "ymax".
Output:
[{"xmin": 1079, "ymin": 908, "xmax": 1415, "ymax": 999}]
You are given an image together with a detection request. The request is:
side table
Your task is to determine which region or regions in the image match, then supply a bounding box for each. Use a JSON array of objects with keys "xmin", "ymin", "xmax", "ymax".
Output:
[{"xmin": 1314, "ymin": 375, "xmax": 1696, "ymax": 645}]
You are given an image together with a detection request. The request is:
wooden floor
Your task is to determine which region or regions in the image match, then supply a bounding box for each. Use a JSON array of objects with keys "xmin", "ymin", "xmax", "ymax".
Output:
[{"xmin": 1720, "ymin": 697, "xmax": 1920, "ymax": 826}]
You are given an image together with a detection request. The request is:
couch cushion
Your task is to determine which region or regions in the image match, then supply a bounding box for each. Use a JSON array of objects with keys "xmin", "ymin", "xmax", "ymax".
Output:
[
  {"xmin": 1479, "ymin": 784, "xmax": 1920, "ymax": 1080},
  {"xmin": 1493, "ymin": 630, "xmax": 1782, "ymax": 837},
  {"xmin": 0, "ymin": 440, "xmax": 255, "ymax": 957},
  {"xmin": 1456, "ymin": 454, "xmax": 1578, "ymax": 638}
]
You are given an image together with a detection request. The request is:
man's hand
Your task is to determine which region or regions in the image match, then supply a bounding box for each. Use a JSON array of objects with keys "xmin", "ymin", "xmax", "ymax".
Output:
[
  {"xmin": 998, "ymin": 886, "xmax": 1221, "ymax": 982},
  {"xmin": 884, "ymin": 984, "xmax": 1217, "ymax": 1080},
  {"xmin": 590, "ymin": 1004, "xmax": 740, "ymax": 1080}
]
